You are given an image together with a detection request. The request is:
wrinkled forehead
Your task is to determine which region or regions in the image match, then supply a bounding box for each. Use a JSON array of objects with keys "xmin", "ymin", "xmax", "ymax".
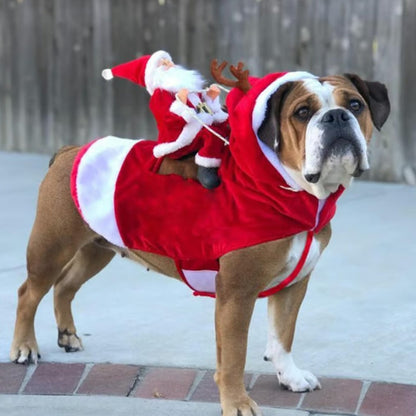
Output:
[{"xmin": 288, "ymin": 76, "xmax": 358, "ymax": 108}]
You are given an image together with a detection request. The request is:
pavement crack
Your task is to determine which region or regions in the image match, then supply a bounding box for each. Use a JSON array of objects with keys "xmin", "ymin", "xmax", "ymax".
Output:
[{"xmin": 126, "ymin": 367, "xmax": 147, "ymax": 397}]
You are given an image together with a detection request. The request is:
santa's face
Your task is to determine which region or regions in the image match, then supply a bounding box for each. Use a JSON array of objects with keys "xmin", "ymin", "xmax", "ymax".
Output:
[
  {"xmin": 151, "ymin": 62, "xmax": 205, "ymax": 94},
  {"xmin": 159, "ymin": 58, "xmax": 175, "ymax": 69}
]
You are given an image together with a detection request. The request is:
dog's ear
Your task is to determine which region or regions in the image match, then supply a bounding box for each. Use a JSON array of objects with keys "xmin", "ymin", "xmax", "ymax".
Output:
[
  {"xmin": 258, "ymin": 82, "xmax": 293, "ymax": 151},
  {"xmin": 344, "ymin": 73, "xmax": 390, "ymax": 131}
]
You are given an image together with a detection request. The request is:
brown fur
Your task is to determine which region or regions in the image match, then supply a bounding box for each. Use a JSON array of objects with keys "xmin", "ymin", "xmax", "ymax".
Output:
[
  {"xmin": 278, "ymin": 83, "xmax": 322, "ymax": 170},
  {"xmin": 10, "ymin": 74, "xmax": 388, "ymax": 416},
  {"xmin": 10, "ymin": 146, "xmax": 329, "ymax": 415}
]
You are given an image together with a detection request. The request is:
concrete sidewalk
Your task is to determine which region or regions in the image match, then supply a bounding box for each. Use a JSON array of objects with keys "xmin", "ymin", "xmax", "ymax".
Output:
[
  {"xmin": 1, "ymin": 361, "xmax": 416, "ymax": 416},
  {"xmin": 0, "ymin": 151, "xmax": 415, "ymax": 415}
]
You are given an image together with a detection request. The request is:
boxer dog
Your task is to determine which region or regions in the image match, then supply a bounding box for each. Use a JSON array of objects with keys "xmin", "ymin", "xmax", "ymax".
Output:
[{"xmin": 10, "ymin": 63, "xmax": 389, "ymax": 416}]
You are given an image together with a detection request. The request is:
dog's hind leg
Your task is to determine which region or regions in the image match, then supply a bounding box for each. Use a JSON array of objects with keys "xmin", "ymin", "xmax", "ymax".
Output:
[
  {"xmin": 53, "ymin": 241, "xmax": 115, "ymax": 352},
  {"xmin": 264, "ymin": 274, "xmax": 321, "ymax": 392},
  {"xmin": 10, "ymin": 226, "xmax": 89, "ymax": 364},
  {"xmin": 10, "ymin": 147, "xmax": 92, "ymax": 364}
]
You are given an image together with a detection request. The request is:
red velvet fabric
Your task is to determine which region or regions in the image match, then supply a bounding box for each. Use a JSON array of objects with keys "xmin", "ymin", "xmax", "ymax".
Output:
[
  {"xmin": 114, "ymin": 140, "xmax": 342, "ymax": 267},
  {"xmin": 72, "ymin": 71, "xmax": 345, "ymax": 297},
  {"xmin": 114, "ymin": 72, "xmax": 343, "ymax": 264},
  {"xmin": 111, "ymin": 56, "xmax": 150, "ymax": 86}
]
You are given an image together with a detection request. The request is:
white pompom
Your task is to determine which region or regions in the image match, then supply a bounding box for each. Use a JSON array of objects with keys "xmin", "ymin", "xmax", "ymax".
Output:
[{"xmin": 101, "ymin": 69, "xmax": 113, "ymax": 80}]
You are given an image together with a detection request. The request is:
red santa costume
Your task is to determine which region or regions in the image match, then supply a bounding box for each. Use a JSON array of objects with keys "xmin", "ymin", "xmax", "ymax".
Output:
[
  {"xmin": 102, "ymin": 50, "xmax": 229, "ymax": 168},
  {"xmin": 71, "ymin": 70, "xmax": 344, "ymax": 298}
]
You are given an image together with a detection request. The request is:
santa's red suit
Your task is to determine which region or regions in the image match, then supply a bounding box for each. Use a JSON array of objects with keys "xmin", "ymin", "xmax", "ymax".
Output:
[
  {"xmin": 102, "ymin": 50, "xmax": 229, "ymax": 168},
  {"xmin": 71, "ymin": 70, "xmax": 344, "ymax": 298}
]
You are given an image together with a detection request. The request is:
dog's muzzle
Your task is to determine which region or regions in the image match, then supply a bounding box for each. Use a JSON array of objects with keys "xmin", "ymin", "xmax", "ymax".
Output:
[{"xmin": 304, "ymin": 109, "xmax": 367, "ymax": 183}]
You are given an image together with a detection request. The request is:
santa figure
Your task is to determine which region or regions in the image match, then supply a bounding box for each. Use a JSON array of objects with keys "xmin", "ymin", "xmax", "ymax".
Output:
[{"xmin": 102, "ymin": 50, "xmax": 229, "ymax": 189}]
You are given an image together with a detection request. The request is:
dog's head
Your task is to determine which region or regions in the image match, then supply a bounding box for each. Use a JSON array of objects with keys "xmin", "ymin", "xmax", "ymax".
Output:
[{"xmin": 257, "ymin": 73, "xmax": 390, "ymax": 199}]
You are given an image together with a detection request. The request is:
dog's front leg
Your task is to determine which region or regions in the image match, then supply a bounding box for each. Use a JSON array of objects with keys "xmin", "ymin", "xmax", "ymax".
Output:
[
  {"xmin": 214, "ymin": 276, "xmax": 261, "ymax": 416},
  {"xmin": 264, "ymin": 274, "xmax": 321, "ymax": 392}
]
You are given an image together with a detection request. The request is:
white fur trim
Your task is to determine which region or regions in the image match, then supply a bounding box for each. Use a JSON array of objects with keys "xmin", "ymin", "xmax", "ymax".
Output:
[
  {"xmin": 182, "ymin": 269, "xmax": 217, "ymax": 293},
  {"xmin": 212, "ymin": 109, "xmax": 228, "ymax": 123},
  {"xmin": 153, "ymin": 119, "xmax": 203, "ymax": 158},
  {"xmin": 76, "ymin": 136, "xmax": 138, "ymax": 247},
  {"xmin": 101, "ymin": 69, "xmax": 113, "ymax": 80},
  {"xmin": 170, "ymin": 100, "xmax": 196, "ymax": 123},
  {"xmin": 202, "ymin": 93, "xmax": 228, "ymax": 122},
  {"xmin": 145, "ymin": 50, "xmax": 172, "ymax": 95},
  {"xmin": 252, "ymin": 71, "xmax": 317, "ymax": 191},
  {"xmin": 197, "ymin": 112, "xmax": 214, "ymax": 125},
  {"xmin": 202, "ymin": 93, "xmax": 222, "ymax": 112},
  {"xmin": 195, "ymin": 153, "xmax": 222, "ymax": 168},
  {"xmin": 264, "ymin": 269, "xmax": 321, "ymax": 391}
]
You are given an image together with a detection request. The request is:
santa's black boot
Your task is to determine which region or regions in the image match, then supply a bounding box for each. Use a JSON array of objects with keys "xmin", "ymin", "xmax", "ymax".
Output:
[{"xmin": 197, "ymin": 166, "xmax": 221, "ymax": 189}]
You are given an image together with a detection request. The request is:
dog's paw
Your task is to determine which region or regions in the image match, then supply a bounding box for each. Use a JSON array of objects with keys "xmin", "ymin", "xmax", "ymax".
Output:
[
  {"xmin": 10, "ymin": 342, "xmax": 41, "ymax": 365},
  {"xmin": 58, "ymin": 329, "xmax": 83, "ymax": 353},
  {"xmin": 278, "ymin": 367, "xmax": 321, "ymax": 392},
  {"xmin": 222, "ymin": 396, "xmax": 262, "ymax": 416}
]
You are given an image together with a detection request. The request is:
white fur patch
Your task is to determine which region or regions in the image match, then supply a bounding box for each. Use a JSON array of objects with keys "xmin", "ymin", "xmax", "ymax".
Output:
[
  {"xmin": 264, "ymin": 332, "xmax": 321, "ymax": 392},
  {"xmin": 301, "ymin": 81, "xmax": 369, "ymax": 199},
  {"xmin": 263, "ymin": 232, "xmax": 321, "ymax": 292},
  {"xmin": 265, "ymin": 285, "xmax": 321, "ymax": 391}
]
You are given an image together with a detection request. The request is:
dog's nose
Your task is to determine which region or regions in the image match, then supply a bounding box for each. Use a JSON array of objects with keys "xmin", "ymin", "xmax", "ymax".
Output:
[{"xmin": 321, "ymin": 109, "xmax": 351, "ymax": 125}]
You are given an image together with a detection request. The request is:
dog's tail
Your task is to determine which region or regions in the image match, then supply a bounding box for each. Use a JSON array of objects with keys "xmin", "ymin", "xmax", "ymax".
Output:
[{"xmin": 49, "ymin": 146, "xmax": 78, "ymax": 167}]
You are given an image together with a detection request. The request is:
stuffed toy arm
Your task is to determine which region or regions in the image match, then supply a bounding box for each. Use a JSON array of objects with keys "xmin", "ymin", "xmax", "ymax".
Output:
[
  {"xmin": 202, "ymin": 89, "xmax": 228, "ymax": 124},
  {"xmin": 151, "ymin": 89, "xmax": 203, "ymax": 158}
]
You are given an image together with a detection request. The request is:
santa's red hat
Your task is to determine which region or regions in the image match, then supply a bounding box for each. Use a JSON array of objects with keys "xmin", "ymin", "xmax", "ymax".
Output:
[{"xmin": 101, "ymin": 50, "xmax": 172, "ymax": 95}]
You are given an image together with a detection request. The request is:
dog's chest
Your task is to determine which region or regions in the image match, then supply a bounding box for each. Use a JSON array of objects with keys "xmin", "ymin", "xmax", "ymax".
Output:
[{"xmin": 264, "ymin": 232, "xmax": 322, "ymax": 291}]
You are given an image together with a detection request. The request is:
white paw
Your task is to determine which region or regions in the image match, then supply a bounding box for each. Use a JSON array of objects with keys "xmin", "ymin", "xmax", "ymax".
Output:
[{"xmin": 278, "ymin": 367, "xmax": 321, "ymax": 392}]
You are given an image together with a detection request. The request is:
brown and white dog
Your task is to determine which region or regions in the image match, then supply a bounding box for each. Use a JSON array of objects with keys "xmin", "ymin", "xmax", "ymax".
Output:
[{"xmin": 10, "ymin": 69, "xmax": 389, "ymax": 416}]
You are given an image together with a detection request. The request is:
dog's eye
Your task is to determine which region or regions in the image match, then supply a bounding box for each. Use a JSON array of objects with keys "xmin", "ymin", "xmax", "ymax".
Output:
[
  {"xmin": 349, "ymin": 99, "xmax": 363, "ymax": 113},
  {"xmin": 294, "ymin": 106, "xmax": 310, "ymax": 120}
]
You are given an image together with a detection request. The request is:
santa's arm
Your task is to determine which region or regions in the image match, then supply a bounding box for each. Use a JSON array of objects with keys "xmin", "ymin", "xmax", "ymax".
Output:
[
  {"xmin": 151, "ymin": 89, "xmax": 198, "ymax": 125},
  {"xmin": 202, "ymin": 86, "xmax": 228, "ymax": 124},
  {"xmin": 151, "ymin": 89, "xmax": 203, "ymax": 158}
]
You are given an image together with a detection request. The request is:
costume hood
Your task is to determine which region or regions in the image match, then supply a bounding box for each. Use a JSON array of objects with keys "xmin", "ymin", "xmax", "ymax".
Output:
[{"xmin": 226, "ymin": 71, "xmax": 317, "ymax": 190}]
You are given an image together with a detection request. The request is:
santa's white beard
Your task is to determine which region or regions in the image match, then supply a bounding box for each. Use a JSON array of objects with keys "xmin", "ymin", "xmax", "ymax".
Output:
[{"xmin": 150, "ymin": 65, "xmax": 205, "ymax": 94}]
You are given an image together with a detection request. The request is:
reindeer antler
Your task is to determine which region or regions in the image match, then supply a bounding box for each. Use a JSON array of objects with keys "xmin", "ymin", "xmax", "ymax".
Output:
[{"xmin": 210, "ymin": 59, "xmax": 251, "ymax": 93}]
